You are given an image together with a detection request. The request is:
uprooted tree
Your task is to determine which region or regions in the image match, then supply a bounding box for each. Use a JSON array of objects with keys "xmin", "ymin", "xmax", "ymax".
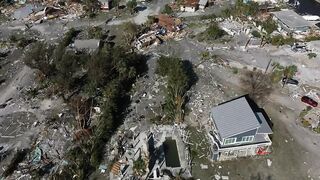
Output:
[{"xmin": 241, "ymin": 69, "xmax": 273, "ymax": 102}]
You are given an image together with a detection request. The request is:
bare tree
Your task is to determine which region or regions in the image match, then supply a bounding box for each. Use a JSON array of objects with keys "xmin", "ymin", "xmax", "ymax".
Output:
[{"xmin": 241, "ymin": 70, "xmax": 273, "ymax": 102}]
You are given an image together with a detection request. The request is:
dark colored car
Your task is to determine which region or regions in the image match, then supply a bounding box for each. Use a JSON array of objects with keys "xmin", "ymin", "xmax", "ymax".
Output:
[
  {"xmin": 301, "ymin": 96, "xmax": 318, "ymax": 107},
  {"xmin": 282, "ymin": 77, "xmax": 299, "ymax": 85}
]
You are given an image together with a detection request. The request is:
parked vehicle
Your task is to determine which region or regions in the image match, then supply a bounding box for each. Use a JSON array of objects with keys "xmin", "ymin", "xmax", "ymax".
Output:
[
  {"xmin": 301, "ymin": 96, "xmax": 318, "ymax": 107},
  {"xmin": 282, "ymin": 77, "xmax": 299, "ymax": 85}
]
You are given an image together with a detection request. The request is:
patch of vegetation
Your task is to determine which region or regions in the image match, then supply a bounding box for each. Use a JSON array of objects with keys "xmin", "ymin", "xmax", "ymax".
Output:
[
  {"xmin": 162, "ymin": 4, "xmax": 173, "ymax": 14},
  {"xmin": 307, "ymin": 52, "xmax": 317, "ymax": 59},
  {"xmin": 200, "ymin": 13, "xmax": 217, "ymax": 20},
  {"xmin": 198, "ymin": 23, "xmax": 226, "ymax": 42},
  {"xmin": 257, "ymin": 18, "xmax": 278, "ymax": 34},
  {"xmin": 88, "ymin": 26, "xmax": 103, "ymax": 39},
  {"xmin": 270, "ymin": 63, "xmax": 297, "ymax": 84},
  {"xmin": 301, "ymin": 119, "xmax": 311, "ymax": 128},
  {"xmin": 232, "ymin": 67, "xmax": 239, "ymax": 74},
  {"xmin": 221, "ymin": 0, "xmax": 259, "ymax": 18},
  {"xmin": 127, "ymin": 0, "xmax": 137, "ymax": 13},
  {"xmin": 299, "ymin": 106, "xmax": 312, "ymax": 118},
  {"xmin": 241, "ymin": 69, "xmax": 273, "ymax": 102},
  {"xmin": 121, "ymin": 22, "xmax": 140, "ymax": 48},
  {"xmin": 304, "ymin": 35, "xmax": 320, "ymax": 42},
  {"xmin": 133, "ymin": 156, "xmax": 147, "ymax": 176},
  {"xmin": 313, "ymin": 126, "xmax": 320, "ymax": 133},
  {"xmin": 9, "ymin": 33, "xmax": 36, "ymax": 48},
  {"xmin": 270, "ymin": 35, "xmax": 296, "ymax": 46},
  {"xmin": 251, "ymin": 30, "xmax": 261, "ymax": 38},
  {"xmin": 156, "ymin": 56, "xmax": 197, "ymax": 123}
]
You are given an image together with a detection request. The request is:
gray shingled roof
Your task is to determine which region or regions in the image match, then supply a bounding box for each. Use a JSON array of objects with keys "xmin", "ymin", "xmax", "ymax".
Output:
[
  {"xmin": 211, "ymin": 97, "xmax": 261, "ymax": 139},
  {"xmin": 256, "ymin": 112, "xmax": 273, "ymax": 134}
]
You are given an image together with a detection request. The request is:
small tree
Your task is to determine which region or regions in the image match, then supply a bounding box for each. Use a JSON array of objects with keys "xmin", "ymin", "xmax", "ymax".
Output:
[
  {"xmin": 162, "ymin": 4, "xmax": 173, "ymax": 14},
  {"xmin": 126, "ymin": 0, "xmax": 137, "ymax": 13},
  {"xmin": 251, "ymin": 30, "xmax": 261, "ymax": 38},
  {"xmin": 241, "ymin": 70, "xmax": 273, "ymax": 102},
  {"xmin": 121, "ymin": 22, "xmax": 139, "ymax": 48},
  {"xmin": 282, "ymin": 65, "xmax": 297, "ymax": 87},
  {"xmin": 207, "ymin": 23, "xmax": 225, "ymax": 40}
]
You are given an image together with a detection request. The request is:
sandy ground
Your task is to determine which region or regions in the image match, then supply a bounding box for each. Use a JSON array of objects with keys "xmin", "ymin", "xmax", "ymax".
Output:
[{"xmin": 185, "ymin": 63, "xmax": 319, "ymax": 179}]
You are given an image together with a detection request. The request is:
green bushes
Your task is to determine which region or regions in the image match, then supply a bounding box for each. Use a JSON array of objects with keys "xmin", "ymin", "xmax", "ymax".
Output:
[
  {"xmin": 24, "ymin": 29, "xmax": 147, "ymax": 178},
  {"xmin": 305, "ymin": 35, "xmax": 320, "ymax": 42},
  {"xmin": 220, "ymin": 0, "xmax": 259, "ymax": 18},
  {"xmin": 162, "ymin": 4, "xmax": 173, "ymax": 14},
  {"xmin": 88, "ymin": 26, "xmax": 103, "ymax": 39},
  {"xmin": 256, "ymin": 18, "xmax": 278, "ymax": 34},
  {"xmin": 308, "ymin": 52, "xmax": 317, "ymax": 59},
  {"xmin": 270, "ymin": 35, "xmax": 295, "ymax": 46},
  {"xmin": 198, "ymin": 22, "xmax": 226, "ymax": 42},
  {"xmin": 251, "ymin": 30, "xmax": 261, "ymax": 38}
]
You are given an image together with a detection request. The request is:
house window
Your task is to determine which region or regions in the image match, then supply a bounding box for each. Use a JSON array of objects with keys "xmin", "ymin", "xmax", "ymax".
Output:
[
  {"xmin": 224, "ymin": 138, "xmax": 237, "ymax": 145},
  {"xmin": 241, "ymin": 136, "xmax": 254, "ymax": 142}
]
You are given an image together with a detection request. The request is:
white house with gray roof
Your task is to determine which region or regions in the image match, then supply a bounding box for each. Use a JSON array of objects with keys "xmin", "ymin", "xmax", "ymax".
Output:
[{"xmin": 208, "ymin": 96, "xmax": 272, "ymax": 161}]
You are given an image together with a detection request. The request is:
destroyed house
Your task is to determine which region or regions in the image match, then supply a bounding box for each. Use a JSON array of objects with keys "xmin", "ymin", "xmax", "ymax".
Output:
[
  {"xmin": 133, "ymin": 31, "xmax": 159, "ymax": 50},
  {"xmin": 99, "ymin": 0, "xmax": 111, "ymax": 10},
  {"xmin": 180, "ymin": 0, "xmax": 199, "ymax": 12},
  {"xmin": 272, "ymin": 10, "xmax": 313, "ymax": 33},
  {"xmin": 157, "ymin": 14, "xmax": 182, "ymax": 32},
  {"xmin": 209, "ymin": 96, "xmax": 272, "ymax": 161}
]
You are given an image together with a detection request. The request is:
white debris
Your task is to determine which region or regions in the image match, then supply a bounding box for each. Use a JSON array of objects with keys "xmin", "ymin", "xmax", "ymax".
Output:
[
  {"xmin": 214, "ymin": 174, "xmax": 221, "ymax": 180},
  {"xmin": 93, "ymin": 107, "xmax": 101, "ymax": 113},
  {"xmin": 221, "ymin": 176, "xmax": 229, "ymax": 180},
  {"xmin": 198, "ymin": 64, "xmax": 205, "ymax": 69},
  {"xmin": 58, "ymin": 113, "xmax": 63, "ymax": 118},
  {"xmin": 218, "ymin": 165, "xmax": 222, "ymax": 169},
  {"xmin": 285, "ymin": 139, "xmax": 288, "ymax": 143},
  {"xmin": 200, "ymin": 164, "xmax": 208, "ymax": 169},
  {"xmin": 267, "ymin": 159, "xmax": 272, "ymax": 167}
]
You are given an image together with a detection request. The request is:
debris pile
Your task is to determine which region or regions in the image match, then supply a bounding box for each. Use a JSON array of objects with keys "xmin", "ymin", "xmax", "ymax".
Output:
[
  {"xmin": 133, "ymin": 14, "xmax": 187, "ymax": 50},
  {"xmin": 1, "ymin": 1, "xmax": 85, "ymax": 22}
]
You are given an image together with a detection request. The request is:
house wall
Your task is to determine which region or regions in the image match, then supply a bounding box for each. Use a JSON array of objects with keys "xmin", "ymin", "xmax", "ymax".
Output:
[
  {"xmin": 215, "ymin": 142, "xmax": 272, "ymax": 161},
  {"xmin": 180, "ymin": 6, "xmax": 197, "ymax": 12},
  {"xmin": 222, "ymin": 128, "xmax": 257, "ymax": 147}
]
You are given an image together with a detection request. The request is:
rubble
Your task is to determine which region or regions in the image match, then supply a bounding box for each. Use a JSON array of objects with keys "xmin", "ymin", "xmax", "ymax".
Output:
[{"xmin": 107, "ymin": 124, "xmax": 192, "ymax": 179}]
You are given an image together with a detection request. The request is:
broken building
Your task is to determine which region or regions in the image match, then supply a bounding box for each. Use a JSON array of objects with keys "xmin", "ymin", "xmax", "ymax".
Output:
[
  {"xmin": 180, "ymin": 0, "xmax": 199, "ymax": 12},
  {"xmin": 133, "ymin": 31, "xmax": 160, "ymax": 50},
  {"xmin": 99, "ymin": 0, "xmax": 111, "ymax": 11},
  {"xmin": 199, "ymin": 0, "xmax": 208, "ymax": 10},
  {"xmin": 272, "ymin": 10, "xmax": 314, "ymax": 34},
  {"xmin": 157, "ymin": 14, "xmax": 182, "ymax": 32},
  {"xmin": 208, "ymin": 96, "xmax": 273, "ymax": 161}
]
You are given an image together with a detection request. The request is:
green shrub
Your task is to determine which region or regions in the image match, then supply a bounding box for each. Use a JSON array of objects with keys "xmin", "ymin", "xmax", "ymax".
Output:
[
  {"xmin": 301, "ymin": 119, "xmax": 311, "ymax": 127},
  {"xmin": 307, "ymin": 52, "xmax": 317, "ymax": 59},
  {"xmin": 305, "ymin": 35, "xmax": 320, "ymax": 42},
  {"xmin": 162, "ymin": 4, "xmax": 173, "ymax": 14},
  {"xmin": 251, "ymin": 30, "xmax": 261, "ymax": 38},
  {"xmin": 232, "ymin": 67, "xmax": 238, "ymax": 74},
  {"xmin": 313, "ymin": 126, "xmax": 320, "ymax": 133}
]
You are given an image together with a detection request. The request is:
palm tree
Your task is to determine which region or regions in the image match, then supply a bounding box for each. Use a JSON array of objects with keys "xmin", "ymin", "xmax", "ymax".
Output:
[{"xmin": 282, "ymin": 65, "xmax": 298, "ymax": 87}]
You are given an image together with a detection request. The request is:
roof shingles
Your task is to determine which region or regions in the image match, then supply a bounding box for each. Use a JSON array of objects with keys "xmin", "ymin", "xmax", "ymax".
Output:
[{"xmin": 211, "ymin": 97, "xmax": 261, "ymax": 139}]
